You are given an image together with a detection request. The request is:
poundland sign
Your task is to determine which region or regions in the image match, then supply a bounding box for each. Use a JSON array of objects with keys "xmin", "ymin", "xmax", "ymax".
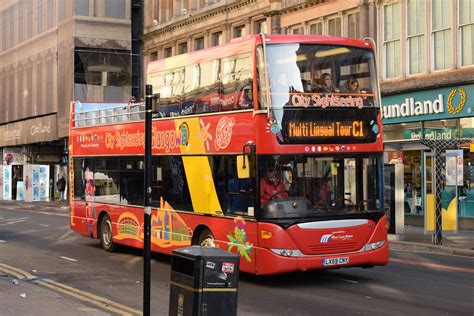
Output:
[{"xmin": 382, "ymin": 84, "xmax": 473, "ymax": 124}]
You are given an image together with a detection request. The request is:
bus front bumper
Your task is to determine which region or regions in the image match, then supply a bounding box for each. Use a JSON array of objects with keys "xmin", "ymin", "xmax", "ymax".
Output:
[{"xmin": 255, "ymin": 242, "xmax": 389, "ymax": 275}]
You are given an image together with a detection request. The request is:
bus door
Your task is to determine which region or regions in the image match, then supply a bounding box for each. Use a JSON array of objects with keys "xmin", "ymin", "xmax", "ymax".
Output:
[{"xmin": 72, "ymin": 158, "xmax": 94, "ymax": 236}]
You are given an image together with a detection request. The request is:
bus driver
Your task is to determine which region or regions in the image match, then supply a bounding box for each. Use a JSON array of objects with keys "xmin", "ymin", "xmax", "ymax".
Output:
[{"xmin": 260, "ymin": 164, "xmax": 289, "ymax": 206}]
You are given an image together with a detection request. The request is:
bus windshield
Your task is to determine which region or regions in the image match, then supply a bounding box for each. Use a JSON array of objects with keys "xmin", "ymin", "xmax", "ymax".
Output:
[
  {"xmin": 258, "ymin": 43, "xmax": 378, "ymax": 112},
  {"xmin": 258, "ymin": 154, "xmax": 382, "ymax": 221}
]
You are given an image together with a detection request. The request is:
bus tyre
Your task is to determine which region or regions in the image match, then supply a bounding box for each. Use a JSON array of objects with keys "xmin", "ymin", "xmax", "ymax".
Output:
[
  {"xmin": 100, "ymin": 214, "xmax": 115, "ymax": 252},
  {"xmin": 198, "ymin": 229, "xmax": 216, "ymax": 248}
]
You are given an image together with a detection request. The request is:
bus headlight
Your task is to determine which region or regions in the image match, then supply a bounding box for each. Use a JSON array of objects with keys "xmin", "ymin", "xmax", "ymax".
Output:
[{"xmin": 363, "ymin": 241, "xmax": 385, "ymax": 252}]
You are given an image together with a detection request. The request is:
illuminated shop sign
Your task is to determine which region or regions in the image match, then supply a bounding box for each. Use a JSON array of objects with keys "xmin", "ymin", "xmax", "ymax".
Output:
[
  {"xmin": 280, "ymin": 108, "xmax": 379, "ymax": 144},
  {"xmin": 382, "ymin": 84, "xmax": 474, "ymax": 124}
]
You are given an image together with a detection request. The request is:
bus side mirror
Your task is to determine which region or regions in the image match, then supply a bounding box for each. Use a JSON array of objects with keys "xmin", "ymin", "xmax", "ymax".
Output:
[{"xmin": 237, "ymin": 155, "xmax": 250, "ymax": 179}]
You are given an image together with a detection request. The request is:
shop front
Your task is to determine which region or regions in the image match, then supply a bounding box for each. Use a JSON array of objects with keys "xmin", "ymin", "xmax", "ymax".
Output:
[
  {"xmin": 382, "ymin": 84, "xmax": 474, "ymax": 230},
  {"xmin": 0, "ymin": 114, "xmax": 64, "ymax": 201}
]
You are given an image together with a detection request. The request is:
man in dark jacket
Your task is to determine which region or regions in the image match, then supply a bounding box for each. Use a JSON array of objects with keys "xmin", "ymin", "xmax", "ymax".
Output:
[{"xmin": 57, "ymin": 175, "xmax": 66, "ymax": 202}]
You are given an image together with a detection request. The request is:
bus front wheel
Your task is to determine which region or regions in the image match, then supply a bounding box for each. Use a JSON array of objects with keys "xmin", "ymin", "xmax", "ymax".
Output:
[
  {"xmin": 198, "ymin": 229, "xmax": 216, "ymax": 248},
  {"xmin": 100, "ymin": 214, "xmax": 116, "ymax": 252}
]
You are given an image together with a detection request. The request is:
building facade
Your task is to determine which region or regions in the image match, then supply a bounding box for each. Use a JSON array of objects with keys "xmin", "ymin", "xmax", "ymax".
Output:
[
  {"xmin": 143, "ymin": 0, "xmax": 473, "ymax": 227},
  {"xmin": 377, "ymin": 0, "xmax": 473, "ymax": 228},
  {"xmin": 0, "ymin": 0, "xmax": 132, "ymax": 200}
]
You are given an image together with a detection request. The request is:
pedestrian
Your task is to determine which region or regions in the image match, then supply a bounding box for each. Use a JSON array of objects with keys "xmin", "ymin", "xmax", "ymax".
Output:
[{"xmin": 57, "ymin": 174, "xmax": 66, "ymax": 202}]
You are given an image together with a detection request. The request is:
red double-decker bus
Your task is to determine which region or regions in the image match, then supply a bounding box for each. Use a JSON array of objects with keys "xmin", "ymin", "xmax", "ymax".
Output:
[{"xmin": 69, "ymin": 35, "xmax": 388, "ymax": 275}]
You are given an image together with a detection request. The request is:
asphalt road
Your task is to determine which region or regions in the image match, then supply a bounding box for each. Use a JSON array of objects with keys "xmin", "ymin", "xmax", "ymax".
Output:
[{"xmin": 0, "ymin": 203, "xmax": 473, "ymax": 315}]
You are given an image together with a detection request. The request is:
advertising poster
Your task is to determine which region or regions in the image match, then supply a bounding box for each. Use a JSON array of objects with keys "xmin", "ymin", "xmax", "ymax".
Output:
[
  {"xmin": 446, "ymin": 150, "xmax": 463, "ymax": 186},
  {"xmin": 32, "ymin": 165, "xmax": 41, "ymax": 201},
  {"xmin": 16, "ymin": 181, "xmax": 25, "ymax": 201},
  {"xmin": 3, "ymin": 165, "xmax": 12, "ymax": 200},
  {"xmin": 39, "ymin": 165, "xmax": 50, "ymax": 201},
  {"xmin": 24, "ymin": 165, "xmax": 33, "ymax": 202},
  {"xmin": 3, "ymin": 147, "xmax": 24, "ymax": 165}
]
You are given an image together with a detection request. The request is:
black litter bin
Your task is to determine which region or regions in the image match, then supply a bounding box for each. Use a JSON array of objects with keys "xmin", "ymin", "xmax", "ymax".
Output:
[{"xmin": 169, "ymin": 246, "xmax": 239, "ymax": 316}]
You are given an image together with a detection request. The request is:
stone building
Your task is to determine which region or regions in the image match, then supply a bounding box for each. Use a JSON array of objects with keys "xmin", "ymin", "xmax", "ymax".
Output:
[{"xmin": 0, "ymin": 0, "xmax": 132, "ymax": 200}]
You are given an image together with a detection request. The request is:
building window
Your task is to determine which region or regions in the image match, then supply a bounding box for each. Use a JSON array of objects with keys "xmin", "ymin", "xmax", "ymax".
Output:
[
  {"xmin": 2, "ymin": 11, "xmax": 7, "ymax": 51},
  {"xmin": 74, "ymin": 0, "xmax": 90, "ymax": 16},
  {"xmin": 347, "ymin": 12, "xmax": 359, "ymax": 38},
  {"xmin": 27, "ymin": 0, "xmax": 33, "ymax": 37},
  {"xmin": 459, "ymin": 0, "xmax": 474, "ymax": 66},
  {"xmin": 383, "ymin": 2, "xmax": 401, "ymax": 78},
  {"xmin": 310, "ymin": 22, "xmax": 323, "ymax": 35},
  {"xmin": 18, "ymin": 0, "xmax": 24, "ymax": 43},
  {"xmin": 104, "ymin": 0, "xmax": 126, "ymax": 19},
  {"xmin": 432, "ymin": 0, "xmax": 452, "ymax": 70},
  {"xmin": 255, "ymin": 19, "xmax": 267, "ymax": 34},
  {"xmin": 36, "ymin": 0, "xmax": 44, "ymax": 34},
  {"xmin": 291, "ymin": 25, "xmax": 304, "ymax": 34},
  {"xmin": 211, "ymin": 31, "xmax": 222, "ymax": 47},
  {"xmin": 328, "ymin": 16, "xmax": 341, "ymax": 36},
  {"xmin": 234, "ymin": 25, "xmax": 245, "ymax": 38},
  {"xmin": 150, "ymin": 51, "xmax": 158, "ymax": 61},
  {"xmin": 178, "ymin": 42, "xmax": 187, "ymax": 54},
  {"xmin": 194, "ymin": 37, "xmax": 204, "ymax": 51},
  {"xmin": 9, "ymin": 6, "xmax": 15, "ymax": 48},
  {"xmin": 47, "ymin": 0, "xmax": 55, "ymax": 29},
  {"xmin": 164, "ymin": 47, "xmax": 172, "ymax": 58},
  {"xmin": 407, "ymin": 0, "xmax": 425, "ymax": 74}
]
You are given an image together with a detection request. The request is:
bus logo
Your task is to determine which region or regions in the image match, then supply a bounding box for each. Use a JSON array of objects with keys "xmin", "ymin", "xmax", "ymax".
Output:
[
  {"xmin": 320, "ymin": 234, "xmax": 333, "ymax": 243},
  {"xmin": 179, "ymin": 122, "xmax": 189, "ymax": 146},
  {"xmin": 214, "ymin": 117, "xmax": 235, "ymax": 151}
]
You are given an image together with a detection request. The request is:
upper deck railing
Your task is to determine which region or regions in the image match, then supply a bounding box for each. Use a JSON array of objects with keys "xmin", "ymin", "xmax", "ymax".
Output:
[{"xmin": 72, "ymin": 102, "xmax": 145, "ymax": 127}]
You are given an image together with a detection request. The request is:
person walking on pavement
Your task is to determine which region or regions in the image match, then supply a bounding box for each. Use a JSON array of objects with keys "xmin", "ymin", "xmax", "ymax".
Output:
[{"xmin": 57, "ymin": 174, "xmax": 66, "ymax": 202}]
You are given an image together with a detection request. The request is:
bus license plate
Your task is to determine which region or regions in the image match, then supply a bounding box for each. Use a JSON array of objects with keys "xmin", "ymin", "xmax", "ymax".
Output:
[{"xmin": 323, "ymin": 257, "xmax": 349, "ymax": 266}]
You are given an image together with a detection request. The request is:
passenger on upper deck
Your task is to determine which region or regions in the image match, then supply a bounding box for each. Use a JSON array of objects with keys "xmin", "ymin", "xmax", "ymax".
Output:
[
  {"xmin": 314, "ymin": 73, "xmax": 337, "ymax": 93},
  {"xmin": 344, "ymin": 76, "xmax": 361, "ymax": 94}
]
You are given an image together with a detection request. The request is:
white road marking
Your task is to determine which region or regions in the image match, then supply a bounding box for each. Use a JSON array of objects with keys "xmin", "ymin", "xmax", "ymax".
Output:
[
  {"xmin": 60, "ymin": 256, "xmax": 78, "ymax": 262},
  {"xmin": 40, "ymin": 224, "xmax": 50, "ymax": 227},
  {"xmin": 0, "ymin": 240, "xmax": 5, "ymax": 243},
  {"xmin": 328, "ymin": 276, "xmax": 360, "ymax": 284},
  {"xmin": 0, "ymin": 219, "xmax": 26, "ymax": 226}
]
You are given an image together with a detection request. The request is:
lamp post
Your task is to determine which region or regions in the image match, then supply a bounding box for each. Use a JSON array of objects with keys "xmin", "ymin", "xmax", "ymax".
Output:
[{"xmin": 143, "ymin": 84, "xmax": 152, "ymax": 315}]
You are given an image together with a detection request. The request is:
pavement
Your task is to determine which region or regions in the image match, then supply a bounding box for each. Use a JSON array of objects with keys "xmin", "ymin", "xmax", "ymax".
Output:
[{"xmin": 1, "ymin": 199, "xmax": 473, "ymax": 315}]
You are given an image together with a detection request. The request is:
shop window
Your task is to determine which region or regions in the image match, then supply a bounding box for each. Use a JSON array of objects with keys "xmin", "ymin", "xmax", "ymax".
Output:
[
  {"xmin": 383, "ymin": 2, "xmax": 401, "ymax": 78},
  {"xmin": 432, "ymin": 0, "xmax": 452, "ymax": 70}
]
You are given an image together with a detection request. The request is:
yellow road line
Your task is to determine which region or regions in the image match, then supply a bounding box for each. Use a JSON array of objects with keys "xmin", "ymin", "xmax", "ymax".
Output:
[
  {"xmin": 0, "ymin": 266, "xmax": 25, "ymax": 279},
  {"xmin": 0, "ymin": 263, "xmax": 35, "ymax": 279},
  {"xmin": 35, "ymin": 280, "xmax": 135, "ymax": 316},
  {"xmin": 0, "ymin": 262, "xmax": 141, "ymax": 315},
  {"xmin": 39, "ymin": 279, "xmax": 142, "ymax": 315}
]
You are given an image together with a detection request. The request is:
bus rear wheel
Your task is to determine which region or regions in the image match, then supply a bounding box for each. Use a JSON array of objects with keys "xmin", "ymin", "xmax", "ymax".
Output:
[
  {"xmin": 100, "ymin": 214, "xmax": 116, "ymax": 252},
  {"xmin": 198, "ymin": 229, "xmax": 216, "ymax": 248}
]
